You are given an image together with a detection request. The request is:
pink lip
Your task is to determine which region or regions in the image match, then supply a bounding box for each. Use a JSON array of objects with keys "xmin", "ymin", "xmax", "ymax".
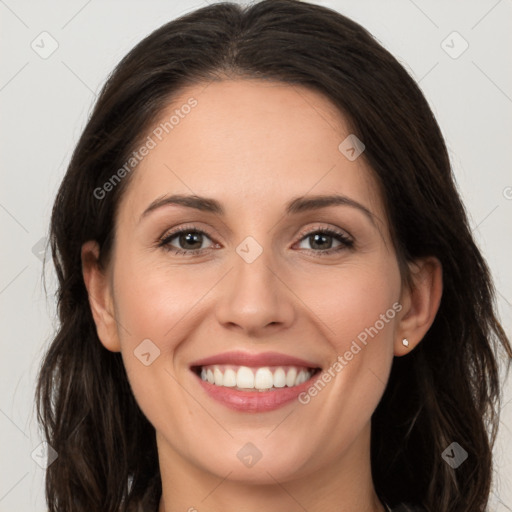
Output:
[
  {"xmin": 189, "ymin": 350, "xmax": 322, "ymax": 413},
  {"xmin": 189, "ymin": 350, "xmax": 320, "ymax": 369},
  {"xmin": 192, "ymin": 370, "xmax": 322, "ymax": 413}
]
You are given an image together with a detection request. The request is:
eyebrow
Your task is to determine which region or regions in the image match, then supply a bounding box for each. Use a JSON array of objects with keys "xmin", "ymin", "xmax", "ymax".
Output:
[{"xmin": 139, "ymin": 193, "xmax": 377, "ymax": 226}]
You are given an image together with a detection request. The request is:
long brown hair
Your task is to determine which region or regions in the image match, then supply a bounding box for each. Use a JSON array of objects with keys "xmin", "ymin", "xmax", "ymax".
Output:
[{"xmin": 35, "ymin": 1, "xmax": 512, "ymax": 510}]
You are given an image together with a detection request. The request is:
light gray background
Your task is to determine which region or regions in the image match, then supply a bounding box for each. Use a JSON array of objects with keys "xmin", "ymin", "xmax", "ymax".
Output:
[{"xmin": 1, "ymin": 0, "xmax": 511, "ymax": 510}]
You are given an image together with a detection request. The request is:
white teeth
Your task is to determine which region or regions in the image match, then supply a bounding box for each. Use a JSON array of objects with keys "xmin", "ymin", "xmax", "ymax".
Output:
[
  {"xmin": 273, "ymin": 367, "xmax": 286, "ymax": 388},
  {"xmin": 296, "ymin": 370, "xmax": 308, "ymax": 385},
  {"xmin": 223, "ymin": 368, "xmax": 237, "ymax": 387},
  {"xmin": 286, "ymin": 367, "xmax": 297, "ymax": 387},
  {"xmin": 198, "ymin": 364, "xmax": 315, "ymax": 390},
  {"xmin": 254, "ymin": 367, "xmax": 273, "ymax": 390},
  {"xmin": 214, "ymin": 367, "xmax": 223, "ymax": 386},
  {"xmin": 236, "ymin": 366, "xmax": 254, "ymax": 388}
]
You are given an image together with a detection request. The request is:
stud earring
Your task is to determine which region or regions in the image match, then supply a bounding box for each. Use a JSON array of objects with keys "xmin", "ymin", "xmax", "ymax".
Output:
[{"xmin": 402, "ymin": 338, "xmax": 409, "ymax": 347}]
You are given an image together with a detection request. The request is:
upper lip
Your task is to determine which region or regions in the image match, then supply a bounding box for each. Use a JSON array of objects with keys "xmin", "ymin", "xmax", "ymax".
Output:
[{"xmin": 190, "ymin": 350, "xmax": 321, "ymax": 369}]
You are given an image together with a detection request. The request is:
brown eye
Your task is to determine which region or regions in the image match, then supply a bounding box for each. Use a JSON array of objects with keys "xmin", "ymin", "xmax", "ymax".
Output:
[
  {"xmin": 173, "ymin": 231, "xmax": 205, "ymax": 250},
  {"xmin": 158, "ymin": 226, "xmax": 215, "ymax": 255},
  {"xmin": 295, "ymin": 228, "xmax": 354, "ymax": 256}
]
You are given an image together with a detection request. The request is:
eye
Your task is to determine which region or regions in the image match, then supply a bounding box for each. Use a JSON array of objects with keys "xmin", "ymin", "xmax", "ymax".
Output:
[
  {"xmin": 157, "ymin": 224, "xmax": 354, "ymax": 257},
  {"xmin": 294, "ymin": 227, "xmax": 354, "ymax": 256},
  {"xmin": 158, "ymin": 225, "xmax": 216, "ymax": 256}
]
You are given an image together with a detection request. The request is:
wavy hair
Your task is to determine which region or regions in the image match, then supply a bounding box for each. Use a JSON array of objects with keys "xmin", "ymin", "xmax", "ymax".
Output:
[{"xmin": 35, "ymin": 1, "xmax": 512, "ymax": 511}]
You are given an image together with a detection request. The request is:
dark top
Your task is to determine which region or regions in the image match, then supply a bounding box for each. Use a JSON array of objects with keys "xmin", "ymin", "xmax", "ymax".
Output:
[{"xmin": 389, "ymin": 504, "xmax": 426, "ymax": 512}]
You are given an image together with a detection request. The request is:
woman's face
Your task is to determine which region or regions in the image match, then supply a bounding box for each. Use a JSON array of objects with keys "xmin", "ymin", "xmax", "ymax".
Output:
[{"xmin": 92, "ymin": 79, "xmax": 409, "ymax": 484}]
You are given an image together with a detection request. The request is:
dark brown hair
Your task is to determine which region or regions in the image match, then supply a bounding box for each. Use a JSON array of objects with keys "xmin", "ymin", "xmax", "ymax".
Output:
[{"xmin": 35, "ymin": 1, "xmax": 512, "ymax": 511}]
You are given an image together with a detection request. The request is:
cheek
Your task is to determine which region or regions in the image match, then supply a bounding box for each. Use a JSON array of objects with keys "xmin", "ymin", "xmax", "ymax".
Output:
[
  {"xmin": 113, "ymin": 255, "xmax": 207, "ymax": 345},
  {"xmin": 113, "ymin": 259, "xmax": 207, "ymax": 432},
  {"xmin": 110, "ymin": 254, "xmax": 202, "ymax": 394},
  {"xmin": 297, "ymin": 258, "xmax": 401, "ymax": 351},
  {"xmin": 295, "ymin": 257, "xmax": 400, "ymax": 415}
]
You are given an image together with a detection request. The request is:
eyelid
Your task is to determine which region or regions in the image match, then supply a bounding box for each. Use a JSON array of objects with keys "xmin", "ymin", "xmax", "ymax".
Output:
[
  {"xmin": 294, "ymin": 224, "xmax": 353, "ymax": 244},
  {"xmin": 157, "ymin": 223, "xmax": 216, "ymax": 249},
  {"xmin": 157, "ymin": 222, "xmax": 355, "ymax": 255}
]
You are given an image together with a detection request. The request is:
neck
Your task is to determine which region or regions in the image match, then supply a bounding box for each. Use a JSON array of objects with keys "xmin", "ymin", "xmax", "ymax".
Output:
[{"xmin": 156, "ymin": 422, "xmax": 386, "ymax": 512}]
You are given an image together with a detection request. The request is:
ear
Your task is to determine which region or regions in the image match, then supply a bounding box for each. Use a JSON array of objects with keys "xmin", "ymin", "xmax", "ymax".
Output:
[
  {"xmin": 395, "ymin": 256, "xmax": 443, "ymax": 356},
  {"xmin": 81, "ymin": 240, "xmax": 121, "ymax": 352}
]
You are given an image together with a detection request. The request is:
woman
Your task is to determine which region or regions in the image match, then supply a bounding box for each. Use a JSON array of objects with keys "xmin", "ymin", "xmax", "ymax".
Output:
[{"xmin": 35, "ymin": 1, "xmax": 512, "ymax": 511}]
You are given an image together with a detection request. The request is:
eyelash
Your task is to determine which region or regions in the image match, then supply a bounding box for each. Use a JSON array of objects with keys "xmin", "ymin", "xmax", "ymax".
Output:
[{"xmin": 157, "ymin": 224, "xmax": 354, "ymax": 257}]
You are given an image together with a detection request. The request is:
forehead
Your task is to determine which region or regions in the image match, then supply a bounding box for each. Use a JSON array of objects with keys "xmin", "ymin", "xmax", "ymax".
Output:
[{"xmin": 118, "ymin": 79, "xmax": 385, "ymax": 225}]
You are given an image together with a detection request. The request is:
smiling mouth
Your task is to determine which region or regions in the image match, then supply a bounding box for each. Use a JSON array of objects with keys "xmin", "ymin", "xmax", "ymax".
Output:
[{"xmin": 191, "ymin": 364, "xmax": 322, "ymax": 392}]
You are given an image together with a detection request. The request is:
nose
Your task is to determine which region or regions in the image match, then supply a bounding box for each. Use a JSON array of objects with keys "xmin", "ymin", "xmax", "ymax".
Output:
[{"xmin": 214, "ymin": 247, "xmax": 295, "ymax": 337}]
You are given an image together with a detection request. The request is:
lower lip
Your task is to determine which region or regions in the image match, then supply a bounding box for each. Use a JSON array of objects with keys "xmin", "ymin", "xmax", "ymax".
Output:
[{"xmin": 192, "ymin": 369, "xmax": 321, "ymax": 412}]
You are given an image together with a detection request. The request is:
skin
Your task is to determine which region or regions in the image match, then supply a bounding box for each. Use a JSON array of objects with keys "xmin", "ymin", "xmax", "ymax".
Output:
[{"xmin": 82, "ymin": 79, "xmax": 442, "ymax": 512}]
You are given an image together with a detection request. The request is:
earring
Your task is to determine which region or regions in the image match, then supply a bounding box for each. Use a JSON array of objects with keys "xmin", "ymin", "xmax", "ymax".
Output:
[{"xmin": 402, "ymin": 338, "xmax": 409, "ymax": 347}]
